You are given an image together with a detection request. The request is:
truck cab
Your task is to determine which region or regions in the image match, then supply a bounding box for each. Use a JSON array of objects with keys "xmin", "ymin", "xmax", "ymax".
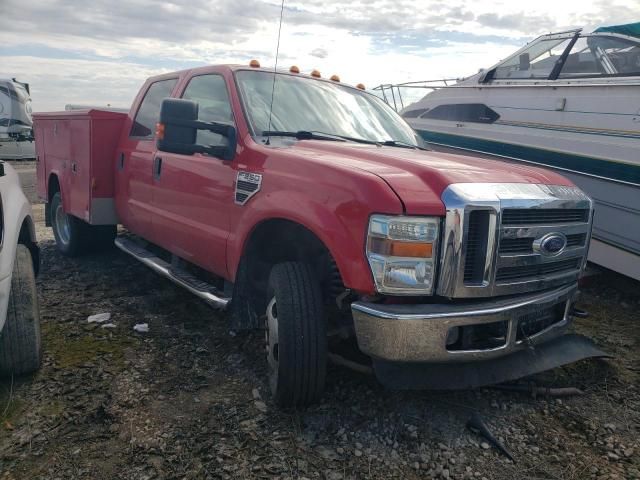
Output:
[{"xmin": 35, "ymin": 63, "xmax": 605, "ymax": 407}]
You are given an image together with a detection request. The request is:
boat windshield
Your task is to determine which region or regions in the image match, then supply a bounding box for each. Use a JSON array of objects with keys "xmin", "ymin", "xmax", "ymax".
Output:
[
  {"xmin": 489, "ymin": 32, "xmax": 640, "ymax": 81},
  {"xmin": 235, "ymin": 70, "xmax": 420, "ymax": 146},
  {"xmin": 492, "ymin": 37, "xmax": 574, "ymax": 80}
]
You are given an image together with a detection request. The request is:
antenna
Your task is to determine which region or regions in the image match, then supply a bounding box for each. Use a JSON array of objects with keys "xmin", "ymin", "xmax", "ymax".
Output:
[{"xmin": 265, "ymin": 0, "xmax": 285, "ymax": 145}]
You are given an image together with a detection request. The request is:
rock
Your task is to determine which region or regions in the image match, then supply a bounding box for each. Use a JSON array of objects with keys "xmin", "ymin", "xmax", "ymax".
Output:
[
  {"xmin": 607, "ymin": 452, "xmax": 620, "ymax": 461},
  {"xmin": 355, "ymin": 449, "xmax": 363, "ymax": 457},
  {"xmin": 480, "ymin": 442, "xmax": 490, "ymax": 450},
  {"xmin": 254, "ymin": 401, "xmax": 268, "ymax": 413}
]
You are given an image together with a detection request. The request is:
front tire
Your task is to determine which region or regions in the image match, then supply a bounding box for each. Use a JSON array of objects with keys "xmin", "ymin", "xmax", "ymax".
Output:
[
  {"xmin": 0, "ymin": 245, "xmax": 41, "ymax": 376},
  {"xmin": 266, "ymin": 262, "xmax": 327, "ymax": 407}
]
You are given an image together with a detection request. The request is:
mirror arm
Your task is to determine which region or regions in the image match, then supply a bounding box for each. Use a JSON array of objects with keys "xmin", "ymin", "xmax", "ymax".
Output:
[{"xmin": 163, "ymin": 116, "xmax": 235, "ymax": 138}]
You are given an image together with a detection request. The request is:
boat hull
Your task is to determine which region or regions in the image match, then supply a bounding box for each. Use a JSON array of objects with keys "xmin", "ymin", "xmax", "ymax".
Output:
[{"xmin": 419, "ymin": 133, "xmax": 640, "ymax": 280}]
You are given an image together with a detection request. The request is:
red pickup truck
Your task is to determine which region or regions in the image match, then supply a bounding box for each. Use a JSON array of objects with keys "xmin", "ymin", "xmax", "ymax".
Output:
[{"xmin": 34, "ymin": 63, "xmax": 606, "ymax": 406}]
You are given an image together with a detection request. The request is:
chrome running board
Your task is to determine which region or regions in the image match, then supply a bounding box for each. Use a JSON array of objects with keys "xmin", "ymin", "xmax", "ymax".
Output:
[{"xmin": 115, "ymin": 236, "xmax": 230, "ymax": 310}]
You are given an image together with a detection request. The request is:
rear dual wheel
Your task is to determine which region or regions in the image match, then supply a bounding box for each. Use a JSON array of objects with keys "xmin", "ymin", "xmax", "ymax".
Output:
[
  {"xmin": 50, "ymin": 192, "xmax": 116, "ymax": 256},
  {"xmin": 265, "ymin": 262, "xmax": 327, "ymax": 407}
]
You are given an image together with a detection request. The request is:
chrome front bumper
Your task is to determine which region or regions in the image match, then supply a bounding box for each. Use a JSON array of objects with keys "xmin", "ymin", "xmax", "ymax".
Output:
[{"xmin": 352, "ymin": 284, "xmax": 577, "ymax": 363}]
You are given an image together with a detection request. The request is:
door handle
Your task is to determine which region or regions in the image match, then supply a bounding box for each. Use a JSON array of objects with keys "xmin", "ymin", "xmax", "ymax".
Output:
[
  {"xmin": 153, "ymin": 156, "xmax": 163, "ymax": 180},
  {"xmin": 117, "ymin": 152, "xmax": 125, "ymax": 171}
]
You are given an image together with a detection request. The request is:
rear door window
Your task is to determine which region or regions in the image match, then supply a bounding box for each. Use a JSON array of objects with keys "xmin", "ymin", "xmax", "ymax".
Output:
[{"xmin": 130, "ymin": 78, "xmax": 178, "ymax": 138}]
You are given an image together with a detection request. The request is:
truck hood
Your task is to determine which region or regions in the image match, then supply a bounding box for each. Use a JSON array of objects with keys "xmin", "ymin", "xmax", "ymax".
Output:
[{"xmin": 287, "ymin": 141, "xmax": 574, "ymax": 215}]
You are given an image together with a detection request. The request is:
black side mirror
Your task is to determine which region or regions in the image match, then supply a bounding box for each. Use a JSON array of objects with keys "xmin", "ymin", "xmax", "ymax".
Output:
[{"xmin": 157, "ymin": 98, "xmax": 237, "ymax": 161}]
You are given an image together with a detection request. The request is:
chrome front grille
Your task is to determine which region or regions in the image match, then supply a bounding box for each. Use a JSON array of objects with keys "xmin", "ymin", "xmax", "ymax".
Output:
[{"xmin": 438, "ymin": 183, "xmax": 593, "ymax": 298}]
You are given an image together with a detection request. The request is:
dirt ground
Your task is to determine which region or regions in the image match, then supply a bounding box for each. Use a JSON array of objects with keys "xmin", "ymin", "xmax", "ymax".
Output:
[{"xmin": 0, "ymin": 161, "xmax": 639, "ymax": 479}]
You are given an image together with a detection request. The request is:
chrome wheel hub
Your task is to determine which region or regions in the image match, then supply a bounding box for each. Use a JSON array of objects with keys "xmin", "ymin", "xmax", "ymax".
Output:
[
  {"xmin": 54, "ymin": 202, "xmax": 71, "ymax": 246},
  {"xmin": 265, "ymin": 297, "xmax": 279, "ymax": 394}
]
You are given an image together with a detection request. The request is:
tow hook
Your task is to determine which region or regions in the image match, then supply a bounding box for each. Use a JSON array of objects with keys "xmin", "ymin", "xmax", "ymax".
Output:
[{"xmin": 570, "ymin": 307, "xmax": 589, "ymax": 318}]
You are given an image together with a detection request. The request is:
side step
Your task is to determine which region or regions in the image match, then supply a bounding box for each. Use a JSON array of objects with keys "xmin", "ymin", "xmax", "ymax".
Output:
[{"xmin": 115, "ymin": 237, "xmax": 230, "ymax": 310}]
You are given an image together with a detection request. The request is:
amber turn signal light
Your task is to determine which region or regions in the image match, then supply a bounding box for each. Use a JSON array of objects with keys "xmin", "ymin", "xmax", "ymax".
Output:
[
  {"xmin": 368, "ymin": 237, "xmax": 433, "ymax": 258},
  {"xmin": 155, "ymin": 122, "xmax": 165, "ymax": 140}
]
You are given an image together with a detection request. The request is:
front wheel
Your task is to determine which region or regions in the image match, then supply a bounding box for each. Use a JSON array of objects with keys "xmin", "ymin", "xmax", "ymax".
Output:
[
  {"xmin": 265, "ymin": 262, "xmax": 327, "ymax": 407},
  {"xmin": 0, "ymin": 244, "xmax": 41, "ymax": 376}
]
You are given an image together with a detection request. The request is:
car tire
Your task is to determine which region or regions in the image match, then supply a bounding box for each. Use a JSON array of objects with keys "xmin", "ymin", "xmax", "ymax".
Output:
[
  {"xmin": 266, "ymin": 262, "xmax": 326, "ymax": 407},
  {"xmin": 51, "ymin": 192, "xmax": 116, "ymax": 255},
  {"xmin": 0, "ymin": 244, "xmax": 41, "ymax": 376}
]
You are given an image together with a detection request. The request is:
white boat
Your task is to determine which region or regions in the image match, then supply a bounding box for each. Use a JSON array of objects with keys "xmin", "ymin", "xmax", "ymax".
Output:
[
  {"xmin": 379, "ymin": 23, "xmax": 640, "ymax": 281},
  {"xmin": 0, "ymin": 78, "xmax": 35, "ymax": 160}
]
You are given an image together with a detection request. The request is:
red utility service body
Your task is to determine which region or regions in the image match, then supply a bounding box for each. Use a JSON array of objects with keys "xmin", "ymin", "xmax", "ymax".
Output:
[{"xmin": 34, "ymin": 109, "xmax": 125, "ymax": 226}]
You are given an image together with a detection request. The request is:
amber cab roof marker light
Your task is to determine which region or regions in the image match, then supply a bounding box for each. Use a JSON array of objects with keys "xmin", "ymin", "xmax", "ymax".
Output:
[
  {"xmin": 310, "ymin": 69, "xmax": 321, "ymax": 78},
  {"xmin": 290, "ymin": 65, "xmax": 300, "ymax": 73},
  {"xmin": 356, "ymin": 83, "xmax": 366, "ymax": 90},
  {"xmin": 330, "ymin": 74, "xmax": 340, "ymax": 82},
  {"xmin": 249, "ymin": 59, "xmax": 261, "ymax": 68}
]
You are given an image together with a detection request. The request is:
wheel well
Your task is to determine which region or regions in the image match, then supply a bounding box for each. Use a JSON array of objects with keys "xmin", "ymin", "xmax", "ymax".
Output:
[
  {"xmin": 239, "ymin": 219, "xmax": 345, "ymax": 314},
  {"xmin": 48, "ymin": 174, "xmax": 60, "ymax": 201},
  {"xmin": 18, "ymin": 216, "xmax": 39, "ymax": 275},
  {"xmin": 45, "ymin": 174, "xmax": 60, "ymax": 226}
]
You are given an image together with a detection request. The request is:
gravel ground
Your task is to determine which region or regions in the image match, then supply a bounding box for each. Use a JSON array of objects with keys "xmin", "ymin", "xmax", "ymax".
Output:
[{"xmin": 0, "ymin": 164, "xmax": 638, "ymax": 479}]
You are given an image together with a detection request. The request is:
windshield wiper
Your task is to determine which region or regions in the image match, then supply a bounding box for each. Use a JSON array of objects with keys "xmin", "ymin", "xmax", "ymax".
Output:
[
  {"xmin": 262, "ymin": 130, "xmax": 379, "ymax": 145},
  {"xmin": 380, "ymin": 139, "xmax": 426, "ymax": 150}
]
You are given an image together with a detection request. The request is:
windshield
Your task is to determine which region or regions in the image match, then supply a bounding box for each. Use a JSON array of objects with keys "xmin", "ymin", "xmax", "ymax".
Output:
[{"xmin": 235, "ymin": 70, "xmax": 420, "ymax": 146}]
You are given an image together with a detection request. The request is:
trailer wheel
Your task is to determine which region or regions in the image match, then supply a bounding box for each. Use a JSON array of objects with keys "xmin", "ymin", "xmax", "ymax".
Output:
[
  {"xmin": 265, "ymin": 262, "xmax": 327, "ymax": 407},
  {"xmin": 50, "ymin": 192, "xmax": 116, "ymax": 255},
  {"xmin": 0, "ymin": 245, "xmax": 41, "ymax": 376}
]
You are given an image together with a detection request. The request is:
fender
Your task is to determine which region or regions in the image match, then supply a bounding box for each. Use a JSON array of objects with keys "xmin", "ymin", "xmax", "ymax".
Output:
[
  {"xmin": 228, "ymin": 185, "xmax": 403, "ymax": 295},
  {"xmin": 0, "ymin": 164, "xmax": 36, "ymax": 332}
]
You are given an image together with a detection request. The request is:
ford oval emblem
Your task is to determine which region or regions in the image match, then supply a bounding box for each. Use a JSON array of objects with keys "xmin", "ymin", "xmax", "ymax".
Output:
[{"xmin": 534, "ymin": 233, "xmax": 567, "ymax": 256}]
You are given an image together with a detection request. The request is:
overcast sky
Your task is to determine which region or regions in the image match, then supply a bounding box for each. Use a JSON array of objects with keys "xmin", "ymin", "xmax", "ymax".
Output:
[{"xmin": 1, "ymin": 0, "xmax": 638, "ymax": 111}]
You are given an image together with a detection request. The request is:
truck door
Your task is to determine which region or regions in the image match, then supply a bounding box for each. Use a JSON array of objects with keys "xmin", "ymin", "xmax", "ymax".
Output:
[
  {"xmin": 151, "ymin": 74, "xmax": 236, "ymax": 277},
  {"xmin": 115, "ymin": 78, "xmax": 177, "ymax": 239}
]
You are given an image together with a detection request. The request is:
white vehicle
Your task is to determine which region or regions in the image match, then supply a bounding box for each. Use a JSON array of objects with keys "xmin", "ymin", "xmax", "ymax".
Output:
[
  {"xmin": 0, "ymin": 79, "xmax": 35, "ymax": 160},
  {"xmin": 0, "ymin": 160, "xmax": 40, "ymax": 375},
  {"xmin": 378, "ymin": 22, "xmax": 640, "ymax": 281}
]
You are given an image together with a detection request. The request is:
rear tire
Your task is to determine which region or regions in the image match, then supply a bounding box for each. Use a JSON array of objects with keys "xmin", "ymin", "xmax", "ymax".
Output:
[
  {"xmin": 266, "ymin": 262, "xmax": 327, "ymax": 407},
  {"xmin": 50, "ymin": 191, "xmax": 116, "ymax": 255},
  {"xmin": 0, "ymin": 245, "xmax": 41, "ymax": 376}
]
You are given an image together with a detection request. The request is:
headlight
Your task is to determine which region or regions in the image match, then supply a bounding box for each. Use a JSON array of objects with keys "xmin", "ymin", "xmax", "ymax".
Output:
[{"xmin": 366, "ymin": 215, "xmax": 440, "ymax": 295}]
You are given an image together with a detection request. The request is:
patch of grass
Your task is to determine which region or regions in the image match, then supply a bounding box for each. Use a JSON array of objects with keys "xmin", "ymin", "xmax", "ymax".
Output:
[
  {"xmin": 0, "ymin": 388, "xmax": 24, "ymax": 431},
  {"xmin": 42, "ymin": 323, "xmax": 135, "ymax": 369}
]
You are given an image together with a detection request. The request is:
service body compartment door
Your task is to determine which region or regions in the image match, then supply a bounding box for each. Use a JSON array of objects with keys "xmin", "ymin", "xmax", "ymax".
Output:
[{"xmin": 68, "ymin": 118, "xmax": 91, "ymax": 221}]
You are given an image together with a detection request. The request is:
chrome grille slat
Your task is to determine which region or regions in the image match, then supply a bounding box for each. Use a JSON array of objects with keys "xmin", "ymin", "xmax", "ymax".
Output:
[
  {"xmin": 496, "ymin": 258, "xmax": 581, "ymax": 282},
  {"xmin": 502, "ymin": 208, "xmax": 589, "ymax": 225}
]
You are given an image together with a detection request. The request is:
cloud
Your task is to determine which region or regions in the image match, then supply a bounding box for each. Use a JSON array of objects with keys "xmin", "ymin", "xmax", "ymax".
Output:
[
  {"xmin": 476, "ymin": 12, "xmax": 555, "ymax": 33},
  {"xmin": 0, "ymin": 0, "xmax": 638, "ymax": 111},
  {"xmin": 310, "ymin": 48, "xmax": 328, "ymax": 59}
]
